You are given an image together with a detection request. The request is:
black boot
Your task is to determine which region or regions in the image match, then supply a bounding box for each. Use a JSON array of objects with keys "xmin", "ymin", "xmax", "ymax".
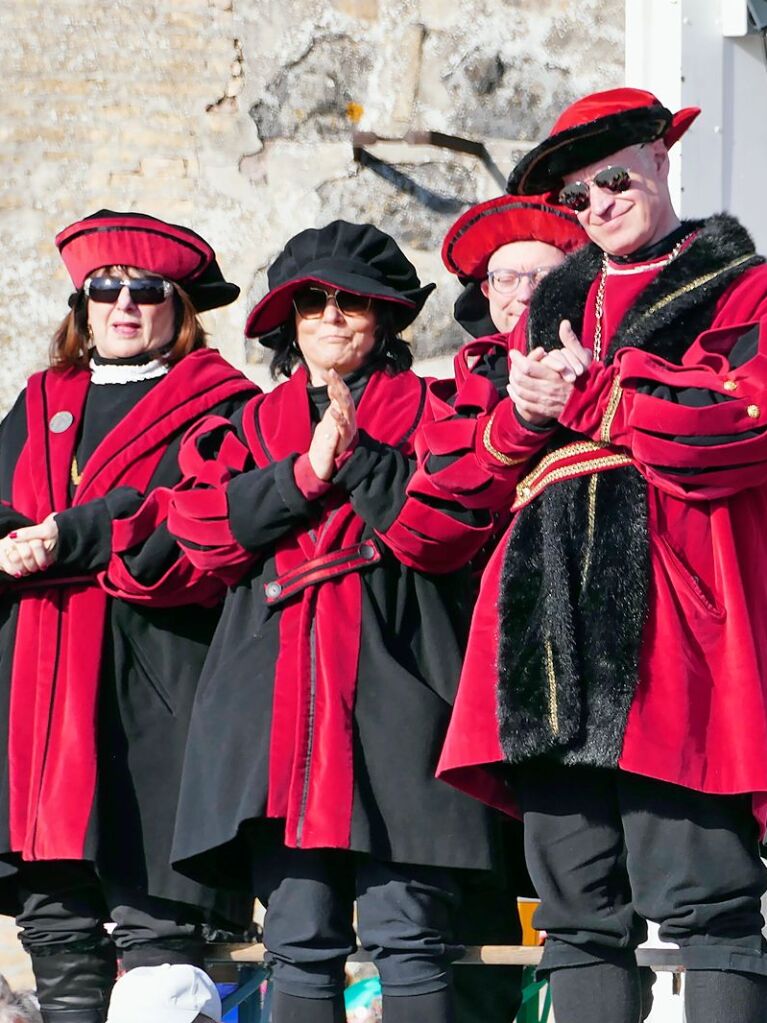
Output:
[
  {"xmin": 684, "ymin": 969, "xmax": 767, "ymax": 1023},
  {"xmin": 270, "ymin": 988, "xmax": 347, "ymax": 1023},
  {"xmin": 31, "ymin": 939, "xmax": 117, "ymax": 1023},
  {"xmin": 548, "ymin": 961, "xmax": 642, "ymax": 1023},
  {"xmin": 382, "ymin": 990, "xmax": 456, "ymax": 1023}
]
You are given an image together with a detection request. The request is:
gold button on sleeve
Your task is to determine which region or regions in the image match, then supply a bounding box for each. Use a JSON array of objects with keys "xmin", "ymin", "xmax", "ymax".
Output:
[
  {"xmin": 723, "ymin": 380, "xmax": 737, "ymax": 392},
  {"xmin": 747, "ymin": 404, "xmax": 760, "ymax": 419}
]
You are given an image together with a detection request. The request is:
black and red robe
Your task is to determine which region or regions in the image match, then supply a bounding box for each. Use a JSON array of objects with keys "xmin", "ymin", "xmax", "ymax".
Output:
[
  {"xmin": 412, "ymin": 214, "xmax": 767, "ymax": 831},
  {"xmin": 0, "ymin": 348, "xmax": 257, "ymax": 918},
  {"xmin": 166, "ymin": 364, "xmax": 497, "ymax": 892}
]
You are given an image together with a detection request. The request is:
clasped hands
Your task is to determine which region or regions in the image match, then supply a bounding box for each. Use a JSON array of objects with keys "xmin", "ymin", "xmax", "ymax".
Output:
[
  {"xmin": 308, "ymin": 370, "xmax": 358, "ymax": 481},
  {"xmin": 507, "ymin": 320, "xmax": 592, "ymax": 427},
  {"xmin": 0, "ymin": 513, "xmax": 59, "ymax": 578}
]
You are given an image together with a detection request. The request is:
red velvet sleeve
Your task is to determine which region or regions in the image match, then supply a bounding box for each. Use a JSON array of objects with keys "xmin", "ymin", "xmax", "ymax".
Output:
[
  {"xmin": 558, "ymin": 319, "xmax": 767, "ymax": 499},
  {"xmin": 356, "ymin": 391, "xmax": 497, "ymax": 574},
  {"xmin": 103, "ymin": 414, "xmax": 257, "ymax": 601},
  {"xmin": 162, "ymin": 414, "xmax": 260, "ymax": 586},
  {"xmin": 405, "ymin": 325, "xmax": 556, "ymax": 522}
]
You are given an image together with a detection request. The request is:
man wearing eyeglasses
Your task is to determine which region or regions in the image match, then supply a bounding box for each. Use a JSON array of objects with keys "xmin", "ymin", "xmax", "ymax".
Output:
[
  {"xmin": 425, "ymin": 87, "xmax": 767, "ymax": 1023},
  {"xmin": 438, "ymin": 195, "xmax": 586, "ymax": 1023}
]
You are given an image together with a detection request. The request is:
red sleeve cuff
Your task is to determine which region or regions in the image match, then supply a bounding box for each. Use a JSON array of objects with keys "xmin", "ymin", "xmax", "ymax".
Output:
[
  {"xmin": 293, "ymin": 454, "xmax": 333, "ymax": 500},
  {"xmin": 558, "ymin": 362, "xmax": 621, "ymax": 441}
]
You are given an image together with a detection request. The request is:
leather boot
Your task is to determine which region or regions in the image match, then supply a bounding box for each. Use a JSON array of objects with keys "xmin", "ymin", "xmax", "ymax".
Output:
[
  {"xmin": 31, "ymin": 939, "xmax": 116, "ymax": 1023},
  {"xmin": 270, "ymin": 988, "xmax": 347, "ymax": 1023},
  {"xmin": 382, "ymin": 989, "xmax": 456, "ymax": 1023}
]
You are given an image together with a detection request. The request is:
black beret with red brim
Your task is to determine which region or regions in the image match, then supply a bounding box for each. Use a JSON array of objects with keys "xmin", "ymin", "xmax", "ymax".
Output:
[{"xmin": 245, "ymin": 221, "xmax": 435, "ymax": 342}]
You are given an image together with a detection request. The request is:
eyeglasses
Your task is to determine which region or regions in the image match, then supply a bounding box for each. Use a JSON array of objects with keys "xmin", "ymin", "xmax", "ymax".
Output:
[
  {"xmin": 487, "ymin": 267, "xmax": 554, "ymax": 293},
  {"xmin": 558, "ymin": 166, "xmax": 632, "ymax": 212},
  {"xmin": 293, "ymin": 286, "xmax": 373, "ymax": 320},
  {"xmin": 84, "ymin": 276, "xmax": 174, "ymax": 305}
]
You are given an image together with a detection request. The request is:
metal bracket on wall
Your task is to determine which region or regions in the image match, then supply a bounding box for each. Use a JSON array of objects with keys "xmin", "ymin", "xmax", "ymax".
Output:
[{"xmin": 352, "ymin": 130, "xmax": 507, "ymax": 210}]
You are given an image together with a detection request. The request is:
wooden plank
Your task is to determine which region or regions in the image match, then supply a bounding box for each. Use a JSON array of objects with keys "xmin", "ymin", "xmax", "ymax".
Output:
[{"xmin": 206, "ymin": 944, "xmax": 685, "ymax": 972}]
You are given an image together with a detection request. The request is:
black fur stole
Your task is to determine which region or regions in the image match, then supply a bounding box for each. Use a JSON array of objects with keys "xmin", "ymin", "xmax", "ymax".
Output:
[{"xmin": 497, "ymin": 214, "xmax": 764, "ymax": 766}]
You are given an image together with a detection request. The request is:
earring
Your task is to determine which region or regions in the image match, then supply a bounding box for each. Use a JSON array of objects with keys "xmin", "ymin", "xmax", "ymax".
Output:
[{"xmin": 87, "ymin": 325, "xmax": 94, "ymax": 342}]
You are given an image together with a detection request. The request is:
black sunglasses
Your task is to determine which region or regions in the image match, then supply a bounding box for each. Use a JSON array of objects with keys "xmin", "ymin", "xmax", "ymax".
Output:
[
  {"xmin": 558, "ymin": 166, "xmax": 632, "ymax": 212},
  {"xmin": 293, "ymin": 286, "xmax": 373, "ymax": 320},
  {"xmin": 84, "ymin": 275, "xmax": 174, "ymax": 305}
]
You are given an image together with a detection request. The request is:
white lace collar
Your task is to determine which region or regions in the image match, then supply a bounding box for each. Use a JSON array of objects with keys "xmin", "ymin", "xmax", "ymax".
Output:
[{"xmin": 89, "ymin": 356, "xmax": 169, "ymax": 385}]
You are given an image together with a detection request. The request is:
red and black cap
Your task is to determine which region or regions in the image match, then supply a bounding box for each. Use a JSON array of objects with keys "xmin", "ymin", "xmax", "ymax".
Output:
[
  {"xmin": 442, "ymin": 193, "xmax": 585, "ymax": 281},
  {"xmin": 443, "ymin": 194, "xmax": 586, "ymax": 339},
  {"xmin": 245, "ymin": 219, "xmax": 435, "ymax": 342},
  {"xmin": 507, "ymin": 87, "xmax": 701, "ymax": 196},
  {"xmin": 55, "ymin": 210, "xmax": 240, "ymax": 312}
]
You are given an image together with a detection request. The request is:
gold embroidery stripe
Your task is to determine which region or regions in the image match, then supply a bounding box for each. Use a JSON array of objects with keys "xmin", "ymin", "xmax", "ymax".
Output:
[
  {"xmin": 581, "ymin": 474, "xmax": 599, "ymax": 587},
  {"xmin": 513, "ymin": 452, "xmax": 633, "ymax": 509},
  {"xmin": 482, "ymin": 414, "xmax": 526, "ymax": 467},
  {"xmin": 521, "ymin": 439, "xmax": 605, "ymax": 480},
  {"xmin": 544, "ymin": 638, "xmax": 559, "ymax": 736},
  {"xmin": 600, "ymin": 377, "xmax": 623, "ymax": 444},
  {"xmin": 635, "ymin": 254, "xmax": 754, "ymax": 324}
]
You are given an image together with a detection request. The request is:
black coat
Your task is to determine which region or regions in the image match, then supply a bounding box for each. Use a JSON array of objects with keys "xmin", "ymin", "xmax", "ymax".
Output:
[
  {"xmin": 167, "ymin": 366, "xmax": 498, "ymax": 892},
  {"xmin": 0, "ymin": 351, "xmax": 256, "ymax": 923}
]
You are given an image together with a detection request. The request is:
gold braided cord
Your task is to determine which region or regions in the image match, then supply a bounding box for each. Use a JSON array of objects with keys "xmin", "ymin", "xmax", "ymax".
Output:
[
  {"xmin": 70, "ymin": 457, "xmax": 83, "ymax": 487},
  {"xmin": 482, "ymin": 414, "xmax": 527, "ymax": 467},
  {"xmin": 544, "ymin": 638, "xmax": 559, "ymax": 736},
  {"xmin": 632, "ymin": 254, "xmax": 755, "ymax": 326},
  {"xmin": 600, "ymin": 377, "xmax": 624, "ymax": 444},
  {"xmin": 513, "ymin": 451, "xmax": 633, "ymax": 509},
  {"xmin": 581, "ymin": 474, "xmax": 599, "ymax": 587},
  {"xmin": 518, "ymin": 439, "xmax": 606, "ymax": 480}
]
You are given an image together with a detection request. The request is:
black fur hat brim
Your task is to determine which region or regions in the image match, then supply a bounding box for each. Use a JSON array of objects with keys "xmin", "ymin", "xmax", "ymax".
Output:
[{"xmin": 508, "ymin": 105, "xmax": 675, "ymax": 195}]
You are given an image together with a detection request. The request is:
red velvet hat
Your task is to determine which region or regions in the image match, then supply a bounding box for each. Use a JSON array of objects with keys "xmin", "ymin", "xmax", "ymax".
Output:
[
  {"xmin": 442, "ymin": 194, "xmax": 586, "ymax": 281},
  {"xmin": 507, "ymin": 87, "xmax": 701, "ymax": 196},
  {"xmin": 56, "ymin": 210, "xmax": 240, "ymax": 312}
]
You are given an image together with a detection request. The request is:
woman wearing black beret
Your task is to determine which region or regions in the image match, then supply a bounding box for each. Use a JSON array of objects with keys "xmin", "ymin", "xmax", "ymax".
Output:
[
  {"xmin": 0, "ymin": 210, "xmax": 256, "ymax": 1021},
  {"xmin": 167, "ymin": 220, "xmax": 497, "ymax": 1023}
]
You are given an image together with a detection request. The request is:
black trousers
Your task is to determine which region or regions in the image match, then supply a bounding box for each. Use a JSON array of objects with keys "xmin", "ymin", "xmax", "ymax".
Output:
[
  {"xmin": 517, "ymin": 764, "xmax": 767, "ymax": 976},
  {"xmin": 15, "ymin": 860, "xmax": 202, "ymax": 956},
  {"xmin": 453, "ymin": 819, "xmax": 527, "ymax": 1023},
  {"xmin": 246, "ymin": 822, "xmax": 460, "ymax": 999}
]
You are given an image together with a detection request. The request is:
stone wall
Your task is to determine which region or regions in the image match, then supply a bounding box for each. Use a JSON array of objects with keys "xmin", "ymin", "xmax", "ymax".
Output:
[{"xmin": 0, "ymin": 0, "xmax": 624, "ymax": 411}]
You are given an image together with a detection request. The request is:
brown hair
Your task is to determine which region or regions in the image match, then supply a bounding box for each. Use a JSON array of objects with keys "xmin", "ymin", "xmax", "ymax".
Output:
[{"xmin": 49, "ymin": 278, "xmax": 207, "ymax": 370}]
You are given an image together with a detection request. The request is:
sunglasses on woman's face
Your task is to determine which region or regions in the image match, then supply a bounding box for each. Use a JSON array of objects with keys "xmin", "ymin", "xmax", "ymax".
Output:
[
  {"xmin": 84, "ymin": 276, "xmax": 174, "ymax": 305},
  {"xmin": 558, "ymin": 166, "xmax": 632, "ymax": 212},
  {"xmin": 293, "ymin": 286, "xmax": 373, "ymax": 320}
]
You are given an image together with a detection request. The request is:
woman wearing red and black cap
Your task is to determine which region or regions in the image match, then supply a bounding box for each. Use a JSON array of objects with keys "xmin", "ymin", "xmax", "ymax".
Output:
[
  {"xmin": 166, "ymin": 219, "xmax": 498, "ymax": 1023},
  {"xmin": 0, "ymin": 210, "xmax": 257, "ymax": 1021}
]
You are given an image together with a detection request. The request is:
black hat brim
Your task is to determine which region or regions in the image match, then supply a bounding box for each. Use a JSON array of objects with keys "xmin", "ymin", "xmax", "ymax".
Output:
[
  {"xmin": 246, "ymin": 269, "xmax": 435, "ymax": 339},
  {"xmin": 508, "ymin": 105, "xmax": 673, "ymax": 195}
]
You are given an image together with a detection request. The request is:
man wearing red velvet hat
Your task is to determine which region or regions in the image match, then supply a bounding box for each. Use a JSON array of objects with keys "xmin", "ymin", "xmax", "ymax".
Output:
[
  {"xmin": 437, "ymin": 195, "xmax": 586, "ymax": 1023},
  {"xmin": 440, "ymin": 193, "xmax": 586, "ymax": 404},
  {"xmin": 418, "ymin": 87, "xmax": 767, "ymax": 1023}
]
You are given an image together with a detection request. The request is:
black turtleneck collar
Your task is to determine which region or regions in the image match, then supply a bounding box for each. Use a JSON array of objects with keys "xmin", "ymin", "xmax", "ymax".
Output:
[
  {"xmin": 90, "ymin": 345, "xmax": 171, "ymax": 366},
  {"xmin": 610, "ymin": 223, "xmax": 690, "ymax": 265},
  {"xmin": 307, "ymin": 365, "xmax": 374, "ymax": 422}
]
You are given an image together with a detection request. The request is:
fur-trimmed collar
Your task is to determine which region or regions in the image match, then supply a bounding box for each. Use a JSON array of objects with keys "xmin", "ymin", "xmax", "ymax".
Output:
[{"xmin": 527, "ymin": 213, "xmax": 762, "ymax": 365}]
